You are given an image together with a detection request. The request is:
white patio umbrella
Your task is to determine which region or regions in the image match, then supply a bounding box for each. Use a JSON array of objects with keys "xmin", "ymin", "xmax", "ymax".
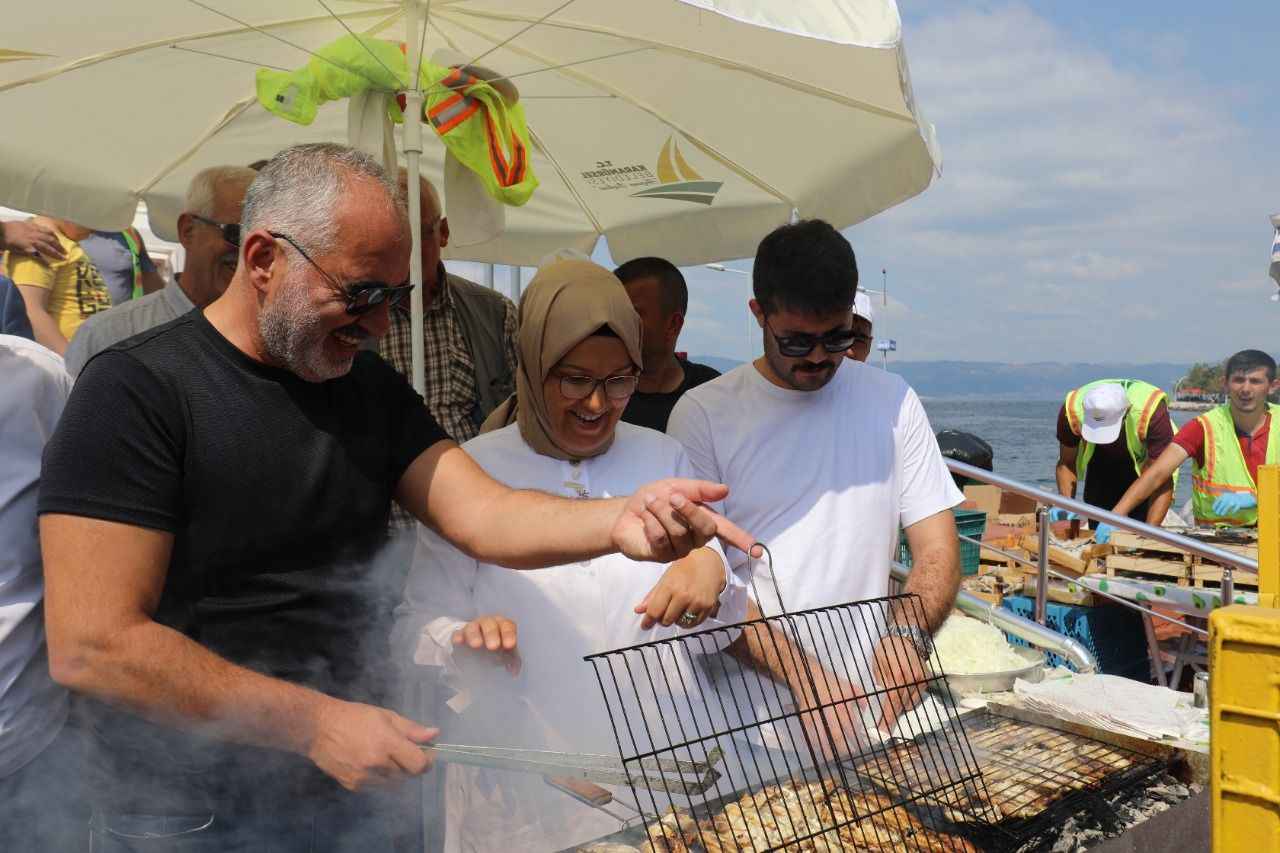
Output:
[{"xmin": 0, "ymin": 0, "xmax": 940, "ymax": 390}]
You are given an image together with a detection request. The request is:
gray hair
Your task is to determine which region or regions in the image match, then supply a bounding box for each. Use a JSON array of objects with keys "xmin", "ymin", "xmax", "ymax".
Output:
[
  {"xmin": 241, "ymin": 143, "xmax": 405, "ymax": 254},
  {"xmin": 185, "ymin": 166, "xmax": 257, "ymax": 218}
]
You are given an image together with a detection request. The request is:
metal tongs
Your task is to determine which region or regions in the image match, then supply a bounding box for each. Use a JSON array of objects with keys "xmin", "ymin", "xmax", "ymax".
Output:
[{"xmin": 427, "ymin": 743, "xmax": 725, "ymax": 794}]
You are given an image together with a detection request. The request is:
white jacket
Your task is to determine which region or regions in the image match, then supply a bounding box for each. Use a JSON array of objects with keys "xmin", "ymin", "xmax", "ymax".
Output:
[{"xmin": 395, "ymin": 422, "xmax": 747, "ymax": 853}]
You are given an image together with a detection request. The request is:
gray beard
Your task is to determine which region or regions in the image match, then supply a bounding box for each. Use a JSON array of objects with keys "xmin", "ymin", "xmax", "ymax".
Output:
[{"xmin": 258, "ymin": 277, "xmax": 352, "ymax": 383}]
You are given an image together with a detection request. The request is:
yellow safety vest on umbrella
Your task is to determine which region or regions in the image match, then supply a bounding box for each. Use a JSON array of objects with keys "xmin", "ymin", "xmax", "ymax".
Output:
[{"xmin": 255, "ymin": 34, "xmax": 536, "ymax": 207}]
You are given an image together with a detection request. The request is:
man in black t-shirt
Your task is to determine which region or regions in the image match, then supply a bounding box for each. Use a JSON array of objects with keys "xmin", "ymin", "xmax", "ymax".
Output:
[
  {"xmin": 37, "ymin": 144, "xmax": 754, "ymax": 851},
  {"xmin": 616, "ymin": 257, "xmax": 720, "ymax": 433}
]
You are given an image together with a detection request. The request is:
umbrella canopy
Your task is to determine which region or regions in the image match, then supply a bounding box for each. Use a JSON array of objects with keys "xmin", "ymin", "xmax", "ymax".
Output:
[{"xmin": 0, "ymin": 0, "xmax": 938, "ymax": 267}]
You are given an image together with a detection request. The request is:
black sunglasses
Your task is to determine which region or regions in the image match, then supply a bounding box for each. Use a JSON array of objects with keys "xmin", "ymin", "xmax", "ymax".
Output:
[
  {"xmin": 189, "ymin": 213, "xmax": 240, "ymax": 247},
  {"xmin": 764, "ymin": 313, "xmax": 860, "ymax": 357},
  {"xmin": 270, "ymin": 231, "xmax": 414, "ymax": 316}
]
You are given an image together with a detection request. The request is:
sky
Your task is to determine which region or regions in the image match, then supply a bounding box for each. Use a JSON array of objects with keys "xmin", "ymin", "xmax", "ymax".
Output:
[{"xmin": 578, "ymin": 1, "xmax": 1280, "ymax": 365}]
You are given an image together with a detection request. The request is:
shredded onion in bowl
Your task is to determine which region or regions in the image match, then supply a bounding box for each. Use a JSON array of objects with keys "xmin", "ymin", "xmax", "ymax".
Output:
[{"xmin": 933, "ymin": 612, "xmax": 1030, "ymax": 675}]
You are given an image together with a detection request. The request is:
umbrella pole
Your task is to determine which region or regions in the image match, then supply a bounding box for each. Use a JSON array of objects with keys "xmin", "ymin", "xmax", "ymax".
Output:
[{"xmin": 403, "ymin": 0, "xmax": 426, "ymax": 396}]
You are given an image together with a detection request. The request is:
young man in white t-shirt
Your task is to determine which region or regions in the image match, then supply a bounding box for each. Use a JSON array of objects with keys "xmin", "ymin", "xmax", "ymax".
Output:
[{"xmin": 668, "ymin": 219, "xmax": 963, "ymax": 734}]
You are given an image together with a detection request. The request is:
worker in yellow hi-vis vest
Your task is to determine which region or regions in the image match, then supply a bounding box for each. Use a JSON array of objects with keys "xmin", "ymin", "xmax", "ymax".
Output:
[
  {"xmin": 1055, "ymin": 379, "xmax": 1177, "ymax": 540},
  {"xmin": 1113, "ymin": 350, "xmax": 1280, "ymax": 531}
]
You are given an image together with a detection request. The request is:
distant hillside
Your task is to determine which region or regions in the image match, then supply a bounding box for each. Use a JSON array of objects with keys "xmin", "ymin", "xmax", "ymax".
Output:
[
  {"xmin": 687, "ymin": 357, "xmax": 1201, "ymax": 399},
  {"xmin": 889, "ymin": 361, "xmax": 1194, "ymax": 399}
]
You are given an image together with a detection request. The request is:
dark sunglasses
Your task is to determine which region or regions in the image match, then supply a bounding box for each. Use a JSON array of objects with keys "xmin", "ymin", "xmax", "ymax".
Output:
[
  {"xmin": 189, "ymin": 213, "xmax": 241, "ymax": 247},
  {"xmin": 270, "ymin": 231, "xmax": 414, "ymax": 316},
  {"xmin": 765, "ymin": 314, "xmax": 860, "ymax": 357}
]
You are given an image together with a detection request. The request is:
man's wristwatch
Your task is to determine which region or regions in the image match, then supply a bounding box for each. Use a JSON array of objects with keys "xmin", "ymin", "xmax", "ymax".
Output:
[{"xmin": 883, "ymin": 625, "xmax": 934, "ymax": 662}]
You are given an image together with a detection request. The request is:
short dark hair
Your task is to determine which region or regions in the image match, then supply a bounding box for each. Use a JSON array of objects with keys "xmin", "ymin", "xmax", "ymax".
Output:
[
  {"xmin": 1225, "ymin": 349, "xmax": 1277, "ymax": 382},
  {"xmin": 614, "ymin": 256, "xmax": 688, "ymax": 317},
  {"xmin": 753, "ymin": 219, "xmax": 858, "ymax": 316}
]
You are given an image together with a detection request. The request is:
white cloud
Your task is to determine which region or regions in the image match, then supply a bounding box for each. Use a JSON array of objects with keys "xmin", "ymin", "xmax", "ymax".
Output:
[
  {"xmin": 840, "ymin": 2, "xmax": 1278, "ymax": 362},
  {"xmin": 670, "ymin": 3, "xmax": 1277, "ymax": 364}
]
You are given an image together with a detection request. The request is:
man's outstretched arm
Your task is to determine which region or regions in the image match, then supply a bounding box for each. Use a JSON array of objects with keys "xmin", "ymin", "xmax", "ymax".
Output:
[{"xmin": 395, "ymin": 440, "xmax": 758, "ymax": 569}]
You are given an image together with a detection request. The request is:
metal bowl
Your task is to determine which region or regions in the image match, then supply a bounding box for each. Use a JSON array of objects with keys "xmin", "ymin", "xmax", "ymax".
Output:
[{"xmin": 933, "ymin": 646, "xmax": 1046, "ymax": 696}]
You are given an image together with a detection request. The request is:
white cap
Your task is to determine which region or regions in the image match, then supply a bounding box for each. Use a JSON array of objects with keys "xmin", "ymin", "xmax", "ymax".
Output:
[
  {"xmin": 1081, "ymin": 383, "xmax": 1129, "ymax": 444},
  {"xmin": 853, "ymin": 291, "xmax": 875, "ymax": 324}
]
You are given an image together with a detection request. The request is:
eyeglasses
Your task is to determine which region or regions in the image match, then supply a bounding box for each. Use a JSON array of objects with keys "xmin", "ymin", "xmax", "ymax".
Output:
[
  {"xmin": 848, "ymin": 333, "xmax": 874, "ymax": 347},
  {"xmin": 189, "ymin": 213, "xmax": 241, "ymax": 247},
  {"xmin": 764, "ymin": 314, "xmax": 860, "ymax": 357},
  {"xmin": 270, "ymin": 231, "xmax": 414, "ymax": 316},
  {"xmin": 557, "ymin": 373, "xmax": 639, "ymax": 401}
]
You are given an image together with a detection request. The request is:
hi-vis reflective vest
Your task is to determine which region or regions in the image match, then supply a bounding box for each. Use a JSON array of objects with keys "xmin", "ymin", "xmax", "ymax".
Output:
[
  {"xmin": 255, "ymin": 34, "xmax": 537, "ymax": 207},
  {"xmin": 1064, "ymin": 379, "xmax": 1175, "ymax": 485},
  {"xmin": 1190, "ymin": 403, "xmax": 1280, "ymax": 526},
  {"xmin": 423, "ymin": 67, "xmax": 537, "ymax": 207}
]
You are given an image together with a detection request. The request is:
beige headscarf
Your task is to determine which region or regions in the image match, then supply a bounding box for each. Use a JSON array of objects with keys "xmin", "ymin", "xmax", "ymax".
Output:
[{"xmin": 480, "ymin": 259, "xmax": 643, "ymax": 461}]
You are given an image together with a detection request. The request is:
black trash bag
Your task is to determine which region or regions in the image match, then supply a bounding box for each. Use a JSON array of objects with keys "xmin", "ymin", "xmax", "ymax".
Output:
[
  {"xmin": 936, "ymin": 429, "xmax": 994, "ymax": 470},
  {"xmin": 936, "ymin": 430, "xmax": 993, "ymax": 490}
]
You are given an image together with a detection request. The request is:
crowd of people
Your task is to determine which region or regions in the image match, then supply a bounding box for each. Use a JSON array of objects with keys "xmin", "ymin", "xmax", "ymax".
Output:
[
  {"xmin": 3, "ymin": 138, "xmax": 1269, "ymax": 852},
  {"xmin": 1, "ymin": 142, "xmax": 949, "ymax": 852}
]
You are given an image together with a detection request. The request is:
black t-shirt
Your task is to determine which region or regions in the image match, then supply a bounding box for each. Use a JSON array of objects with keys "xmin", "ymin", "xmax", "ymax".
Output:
[
  {"xmin": 1055, "ymin": 401, "xmax": 1173, "ymax": 521},
  {"xmin": 39, "ymin": 310, "xmax": 448, "ymax": 813},
  {"xmin": 621, "ymin": 358, "xmax": 721, "ymax": 433}
]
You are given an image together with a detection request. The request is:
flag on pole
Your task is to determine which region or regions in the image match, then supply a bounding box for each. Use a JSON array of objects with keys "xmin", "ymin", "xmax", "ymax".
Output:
[{"xmin": 1270, "ymin": 213, "xmax": 1280, "ymax": 288}]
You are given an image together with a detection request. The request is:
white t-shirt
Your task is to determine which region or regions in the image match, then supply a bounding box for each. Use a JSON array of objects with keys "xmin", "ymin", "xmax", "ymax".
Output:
[
  {"xmin": 0, "ymin": 335, "xmax": 72, "ymax": 777},
  {"xmin": 669, "ymin": 360, "xmax": 961, "ymax": 749},
  {"xmin": 396, "ymin": 422, "xmax": 746, "ymax": 853},
  {"xmin": 669, "ymin": 359, "xmax": 962, "ymax": 623}
]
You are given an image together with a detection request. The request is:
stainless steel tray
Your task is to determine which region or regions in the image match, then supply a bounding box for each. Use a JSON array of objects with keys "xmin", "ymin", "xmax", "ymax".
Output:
[{"xmin": 933, "ymin": 646, "xmax": 1045, "ymax": 696}]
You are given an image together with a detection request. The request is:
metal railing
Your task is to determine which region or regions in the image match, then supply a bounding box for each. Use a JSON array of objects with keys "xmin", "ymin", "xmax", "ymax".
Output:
[
  {"xmin": 938, "ymin": 460, "xmax": 1260, "ymax": 681},
  {"xmin": 889, "ymin": 561, "xmax": 1099, "ymax": 673}
]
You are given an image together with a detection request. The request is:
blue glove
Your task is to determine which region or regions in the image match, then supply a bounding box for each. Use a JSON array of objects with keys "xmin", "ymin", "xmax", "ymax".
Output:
[
  {"xmin": 1048, "ymin": 508, "xmax": 1078, "ymax": 522},
  {"xmin": 1093, "ymin": 523, "xmax": 1114, "ymax": 544},
  {"xmin": 1212, "ymin": 492, "xmax": 1258, "ymax": 517}
]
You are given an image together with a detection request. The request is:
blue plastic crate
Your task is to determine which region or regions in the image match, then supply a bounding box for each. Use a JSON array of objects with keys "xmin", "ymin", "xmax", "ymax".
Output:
[{"xmin": 1000, "ymin": 595, "xmax": 1150, "ymax": 679}]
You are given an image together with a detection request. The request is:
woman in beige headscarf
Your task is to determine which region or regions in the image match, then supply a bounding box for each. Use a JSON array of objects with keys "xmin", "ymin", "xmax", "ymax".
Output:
[{"xmin": 396, "ymin": 260, "xmax": 746, "ymax": 853}]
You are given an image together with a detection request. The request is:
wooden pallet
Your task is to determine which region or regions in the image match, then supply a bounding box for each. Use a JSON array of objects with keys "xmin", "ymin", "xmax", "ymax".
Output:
[
  {"xmin": 1108, "ymin": 531, "xmax": 1257, "ymax": 561},
  {"xmin": 1104, "ymin": 530, "xmax": 1259, "ymax": 590},
  {"xmin": 1020, "ymin": 535, "xmax": 1106, "ymax": 577},
  {"xmin": 1104, "ymin": 554, "xmax": 1259, "ymax": 590}
]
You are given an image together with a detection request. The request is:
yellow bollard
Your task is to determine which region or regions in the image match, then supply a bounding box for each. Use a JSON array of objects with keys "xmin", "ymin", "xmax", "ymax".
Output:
[
  {"xmin": 1210, "ymin": 605, "xmax": 1280, "ymax": 851},
  {"xmin": 1260, "ymin": 465, "xmax": 1279, "ymax": 609}
]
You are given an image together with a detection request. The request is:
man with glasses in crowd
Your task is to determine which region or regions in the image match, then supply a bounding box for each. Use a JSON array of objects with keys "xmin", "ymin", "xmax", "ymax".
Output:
[
  {"xmin": 63, "ymin": 165, "xmax": 256, "ymax": 377},
  {"xmin": 668, "ymin": 219, "xmax": 963, "ymax": 738},
  {"xmin": 37, "ymin": 143, "xmax": 751, "ymax": 851}
]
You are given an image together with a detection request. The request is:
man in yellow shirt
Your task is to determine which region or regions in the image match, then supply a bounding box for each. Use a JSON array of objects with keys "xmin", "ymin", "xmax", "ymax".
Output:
[{"xmin": 5, "ymin": 219, "xmax": 111, "ymax": 354}]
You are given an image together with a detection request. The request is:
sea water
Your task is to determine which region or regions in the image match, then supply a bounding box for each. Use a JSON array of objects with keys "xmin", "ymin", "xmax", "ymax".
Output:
[{"xmin": 921, "ymin": 397, "xmax": 1195, "ymax": 510}]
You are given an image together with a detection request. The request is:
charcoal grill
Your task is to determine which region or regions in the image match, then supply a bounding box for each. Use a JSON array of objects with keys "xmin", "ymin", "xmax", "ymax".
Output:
[
  {"xmin": 581, "ymin": 590, "xmax": 1000, "ymax": 851},
  {"xmin": 564, "ymin": 698, "xmax": 1176, "ymax": 852}
]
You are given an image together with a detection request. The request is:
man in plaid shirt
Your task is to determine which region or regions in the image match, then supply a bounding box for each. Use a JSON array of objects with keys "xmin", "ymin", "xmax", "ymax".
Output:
[{"xmin": 381, "ymin": 174, "xmax": 518, "ymax": 528}]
